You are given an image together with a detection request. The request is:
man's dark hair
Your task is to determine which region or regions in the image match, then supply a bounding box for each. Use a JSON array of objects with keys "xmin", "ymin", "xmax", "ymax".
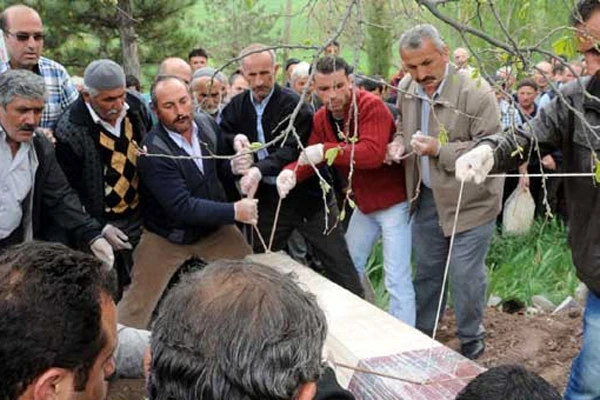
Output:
[
  {"xmin": 570, "ymin": 0, "xmax": 600, "ymax": 25},
  {"xmin": 0, "ymin": 10, "xmax": 7, "ymax": 31},
  {"xmin": 552, "ymin": 63, "xmax": 566, "ymax": 75},
  {"xmin": 126, "ymin": 74, "xmax": 141, "ymax": 92},
  {"xmin": 0, "ymin": 241, "xmax": 116, "ymax": 400},
  {"xmin": 516, "ymin": 78, "xmax": 539, "ymax": 91},
  {"xmin": 314, "ymin": 56, "xmax": 353, "ymax": 76},
  {"xmin": 148, "ymin": 260, "xmax": 327, "ymax": 400},
  {"xmin": 455, "ymin": 365, "xmax": 561, "ymax": 400},
  {"xmin": 328, "ymin": 40, "xmax": 340, "ymax": 48},
  {"xmin": 150, "ymin": 74, "xmax": 189, "ymax": 108},
  {"xmin": 188, "ymin": 47, "xmax": 209, "ymax": 61},
  {"xmin": 358, "ymin": 75, "xmax": 385, "ymax": 92}
]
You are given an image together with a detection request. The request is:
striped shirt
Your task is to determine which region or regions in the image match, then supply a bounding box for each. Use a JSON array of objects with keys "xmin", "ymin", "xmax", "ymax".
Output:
[{"xmin": 0, "ymin": 56, "xmax": 78, "ymax": 130}]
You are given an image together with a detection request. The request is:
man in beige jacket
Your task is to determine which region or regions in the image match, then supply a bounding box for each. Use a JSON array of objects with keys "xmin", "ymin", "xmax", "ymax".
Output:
[{"xmin": 387, "ymin": 24, "xmax": 502, "ymax": 359}]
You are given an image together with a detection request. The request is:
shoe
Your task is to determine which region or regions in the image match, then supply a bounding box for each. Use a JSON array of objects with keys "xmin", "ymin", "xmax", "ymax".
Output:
[{"xmin": 460, "ymin": 339, "xmax": 485, "ymax": 360}]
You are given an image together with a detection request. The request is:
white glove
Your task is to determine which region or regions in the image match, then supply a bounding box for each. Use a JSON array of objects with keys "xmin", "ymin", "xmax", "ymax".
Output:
[
  {"xmin": 240, "ymin": 167, "xmax": 262, "ymax": 199},
  {"xmin": 231, "ymin": 153, "xmax": 253, "ymax": 175},
  {"xmin": 234, "ymin": 198, "xmax": 259, "ymax": 225},
  {"xmin": 455, "ymin": 145, "xmax": 494, "ymax": 184},
  {"xmin": 384, "ymin": 136, "xmax": 406, "ymax": 165},
  {"xmin": 90, "ymin": 237, "xmax": 115, "ymax": 269},
  {"xmin": 298, "ymin": 144, "xmax": 324, "ymax": 166},
  {"xmin": 102, "ymin": 224, "xmax": 133, "ymax": 250},
  {"xmin": 276, "ymin": 169, "xmax": 297, "ymax": 198},
  {"xmin": 233, "ymin": 134, "xmax": 250, "ymax": 152}
]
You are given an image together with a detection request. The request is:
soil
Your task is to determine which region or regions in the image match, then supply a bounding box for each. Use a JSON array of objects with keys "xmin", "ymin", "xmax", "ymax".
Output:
[
  {"xmin": 107, "ymin": 307, "xmax": 583, "ymax": 398},
  {"xmin": 436, "ymin": 307, "xmax": 583, "ymax": 392}
]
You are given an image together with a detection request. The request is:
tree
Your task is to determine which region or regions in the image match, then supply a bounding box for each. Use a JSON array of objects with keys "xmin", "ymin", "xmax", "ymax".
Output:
[{"xmin": 364, "ymin": 0, "xmax": 393, "ymax": 77}]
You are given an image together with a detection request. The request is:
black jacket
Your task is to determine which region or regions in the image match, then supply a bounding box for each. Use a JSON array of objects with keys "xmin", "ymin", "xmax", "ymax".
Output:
[
  {"xmin": 31, "ymin": 133, "xmax": 102, "ymax": 248},
  {"xmin": 54, "ymin": 92, "xmax": 152, "ymax": 222},
  {"xmin": 138, "ymin": 113, "xmax": 235, "ymax": 245},
  {"xmin": 219, "ymin": 84, "xmax": 329, "ymax": 207}
]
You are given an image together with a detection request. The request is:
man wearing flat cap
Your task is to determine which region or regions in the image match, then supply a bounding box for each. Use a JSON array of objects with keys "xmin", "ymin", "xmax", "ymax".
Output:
[
  {"xmin": 54, "ymin": 59, "xmax": 153, "ymax": 295},
  {"xmin": 191, "ymin": 67, "xmax": 227, "ymax": 121}
]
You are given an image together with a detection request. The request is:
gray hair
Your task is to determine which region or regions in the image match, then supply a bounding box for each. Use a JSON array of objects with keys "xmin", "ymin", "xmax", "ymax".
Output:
[
  {"xmin": 291, "ymin": 61, "xmax": 310, "ymax": 82},
  {"xmin": 0, "ymin": 69, "xmax": 47, "ymax": 108},
  {"xmin": 238, "ymin": 43, "xmax": 276, "ymax": 68},
  {"xmin": 148, "ymin": 260, "xmax": 327, "ymax": 400},
  {"xmin": 399, "ymin": 24, "xmax": 446, "ymax": 52}
]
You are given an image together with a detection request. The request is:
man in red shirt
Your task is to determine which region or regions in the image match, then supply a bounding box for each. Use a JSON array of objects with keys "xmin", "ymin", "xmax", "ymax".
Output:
[{"xmin": 277, "ymin": 56, "xmax": 415, "ymax": 325}]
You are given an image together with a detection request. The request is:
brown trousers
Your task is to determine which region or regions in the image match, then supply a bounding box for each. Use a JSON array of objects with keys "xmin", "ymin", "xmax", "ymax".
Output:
[{"xmin": 118, "ymin": 225, "xmax": 251, "ymax": 328}]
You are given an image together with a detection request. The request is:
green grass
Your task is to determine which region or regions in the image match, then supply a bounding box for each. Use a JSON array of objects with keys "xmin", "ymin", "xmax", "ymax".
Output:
[{"xmin": 366, "ymin": 218, "xmax": 577, "ymax": 310}]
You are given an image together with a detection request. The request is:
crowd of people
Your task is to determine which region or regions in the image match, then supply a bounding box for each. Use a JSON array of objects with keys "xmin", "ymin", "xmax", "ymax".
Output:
[{"xmin": 1, "ymin": 0, "xmax": 600, "ymax": 399}]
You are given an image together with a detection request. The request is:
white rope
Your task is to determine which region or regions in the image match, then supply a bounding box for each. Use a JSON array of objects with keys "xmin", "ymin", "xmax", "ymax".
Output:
[
  {"xmin": 432, "ymin": 178, "xmax": 466, "ymax": 341},
  {"xmin": 487, "ymin": 172, "xmax": 595, "ymax": 178}
]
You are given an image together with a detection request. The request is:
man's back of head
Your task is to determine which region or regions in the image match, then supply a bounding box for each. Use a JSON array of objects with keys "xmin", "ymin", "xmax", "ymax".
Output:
[
  {"xmin": 149, "ymin": 260, "xmax": 327, "ymax": 400},
  {"xmin": 455, "ymin": 365, "xmax": 561, "ymax": 400},
  {"xmin": 0, "ymin": 241, "xmax": 117, "ymax": 400}
]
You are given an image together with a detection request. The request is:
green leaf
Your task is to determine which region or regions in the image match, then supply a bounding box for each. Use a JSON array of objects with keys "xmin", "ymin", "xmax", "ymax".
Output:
[
  {"xmin": 438, "ymin": 126, "xmax": 449, "ymax": 146},
  {"xmin": 552, "ymin": 35, "xmax": 578, "ymax": 60},
  {"xmin": 248, "ymin": 142, "xmax": 263, "ymax": 151},
  {"xmin": 339, "ymin": 207, "xmax": 346, "ymax": 221},
  {"xmin": 319, "ymin": 180, "xmax": 331, "ymax": 194},
  {"xmin": 510, "ymin": 145, "xmax": 524, "ymax": 158},
  {"xmin": 325, "ymin": 147, "xmax": 341, "ymax": 166},
  {"xmin": 594, "ymin": 158, "xmax": 600, "ymax": 184},
  {"xmin": 348, "ymin": 198, "xmax": 356, "ymax": 209}
]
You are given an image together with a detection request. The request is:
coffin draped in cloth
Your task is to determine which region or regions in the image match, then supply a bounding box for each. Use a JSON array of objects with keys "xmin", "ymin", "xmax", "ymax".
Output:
[{"xmin": 249, "ymin": 252, "xmax": 484, "ymax": 400}]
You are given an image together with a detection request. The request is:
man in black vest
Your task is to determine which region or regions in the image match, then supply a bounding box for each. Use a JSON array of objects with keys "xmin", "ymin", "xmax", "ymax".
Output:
[
  {"xmin": 219, "ymin": 43, "xmax": 363, "ymax": 297},
  {"xmin": 55, "ymin": 59, "xmax": 152, "ymax": 294},
  {"xmin": 118, "ymin": 75, "xmax": 256, "ymax": 329}
]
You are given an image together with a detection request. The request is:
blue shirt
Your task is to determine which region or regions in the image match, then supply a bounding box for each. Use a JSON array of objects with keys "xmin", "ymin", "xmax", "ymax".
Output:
[
  {"xmin": 164, "ymin": 122, "xmax": 204, "ymax": 173},
  {"xmin": 0, "ymin": 57, "xmax": 78, "ymax": 130},
  {"xmin": 416, "ymin": 64, "xmax": 449, "ymax": 188},
  {"xmin": 250, "ymin": 87, "xmax": 277, "ymax": 183}
]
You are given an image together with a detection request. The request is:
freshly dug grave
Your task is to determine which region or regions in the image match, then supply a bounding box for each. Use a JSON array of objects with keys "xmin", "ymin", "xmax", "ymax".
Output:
[{"xmin": 436, "ymin": 307, "xmax": 583, "ymax": 392}]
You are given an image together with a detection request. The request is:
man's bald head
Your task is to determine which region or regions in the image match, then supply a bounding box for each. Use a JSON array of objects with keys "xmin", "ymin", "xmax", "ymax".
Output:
[
  {"xmin": 453, "ymin": 47, "xmax": 470, "ymax": 69},
  {"xmin": 1, "ymin": 5, "xmax": 44, "ymax": 70},
  {"xmin": 158, "ymin": 57, "xmax": 193, "ymax": 85}
]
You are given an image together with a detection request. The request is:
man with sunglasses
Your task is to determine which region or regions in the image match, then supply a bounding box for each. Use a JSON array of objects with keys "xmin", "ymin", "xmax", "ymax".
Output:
[
  {"xmin": 0, "ymin": 5, "xmax": 78, "ymax": 132},
  {"xmin": 455, "ymin": 1, "xmax": 600, "ymax": 398}
]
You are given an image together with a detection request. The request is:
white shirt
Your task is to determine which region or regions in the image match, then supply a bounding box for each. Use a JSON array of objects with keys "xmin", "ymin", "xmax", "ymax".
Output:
[
  {"xmin": 0, "ymin": 127, "xmax": 37, "ymax": 239},
  {"xmin": 85, "ymin": 102, "xmax": 129, "ymax": 138},
  {"xmin": 164, "ymin": 122, "xmax": 204, "ymax": 173}
]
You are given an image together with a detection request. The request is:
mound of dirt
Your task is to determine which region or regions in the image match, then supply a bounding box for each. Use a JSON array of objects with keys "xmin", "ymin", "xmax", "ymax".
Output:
[{"xmin": 436, "ymin": 307, "xmax": 583, "ymax": 392}]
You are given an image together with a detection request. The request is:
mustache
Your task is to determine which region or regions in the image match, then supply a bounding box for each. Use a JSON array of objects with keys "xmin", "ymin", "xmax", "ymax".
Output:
[
  {"xmin": 20, "ymin": 124, "xmax": 36, "ymax": 132},
  {"xmin": 417, "ymin": 76, "xmax": 436, "ymax": 85},
  {"xmin": 173, "ymin": 114, "xmax": 189, "ymax": 123}
]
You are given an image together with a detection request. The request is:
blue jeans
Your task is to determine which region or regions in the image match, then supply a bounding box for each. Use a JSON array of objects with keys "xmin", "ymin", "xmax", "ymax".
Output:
[
  {"xmin": 345, "ymin": 201, "xmax": 415, "ymax": 326},
  {"xmin": 565, "ymin": 290, "xmax": 600, "ymax": 400}
]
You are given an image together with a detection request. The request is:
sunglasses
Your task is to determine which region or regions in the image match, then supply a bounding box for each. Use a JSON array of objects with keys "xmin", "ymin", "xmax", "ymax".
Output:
[{"xmin": 5, "ymin": 31, "xmax": 44, "ymax": 42}]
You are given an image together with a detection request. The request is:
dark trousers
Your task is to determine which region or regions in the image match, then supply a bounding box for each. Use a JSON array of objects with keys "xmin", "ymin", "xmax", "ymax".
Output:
[{"xmin": 253, "ymin": 185, "xmax": 364, "ymax": 298}]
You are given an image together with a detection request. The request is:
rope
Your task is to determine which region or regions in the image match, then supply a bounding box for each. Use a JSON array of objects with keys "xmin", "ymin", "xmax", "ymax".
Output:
[
  {"xmin": 487, "ymin": 172, "xmax": 595, "ymax": 178},
  {"xmin": 432, "ymin": 178, "xmax": 466, "ymax": 341}
]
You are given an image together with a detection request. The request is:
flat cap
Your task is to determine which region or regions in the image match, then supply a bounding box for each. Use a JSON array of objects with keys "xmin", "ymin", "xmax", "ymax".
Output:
[
  {"xmin": 192, "ymin": 67, "xmax": 226, "ymax": 83},
  {"xmin": 84, "ymin": 59, "xmax": 126, "ymax": 91}
]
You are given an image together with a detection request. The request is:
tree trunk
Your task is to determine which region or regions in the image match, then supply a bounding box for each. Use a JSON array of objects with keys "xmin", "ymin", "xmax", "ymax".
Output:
[
  {"xmin": 281, "ymin": 0, "xmax": 293, "ymax": 64},
  {"xmin": 117, "ymin": 0, "xmax": 140, "ymax": 78}
]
